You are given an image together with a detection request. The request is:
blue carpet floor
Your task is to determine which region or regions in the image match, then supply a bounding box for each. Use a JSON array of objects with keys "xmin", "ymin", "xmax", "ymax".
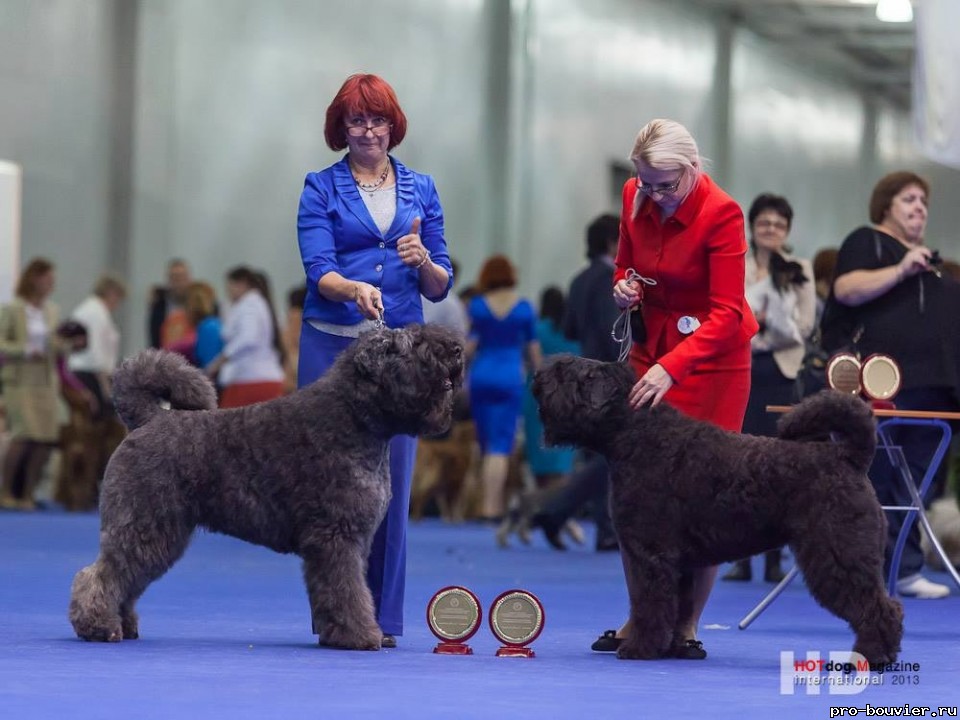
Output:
[{"xmin": 1, "ymin": 512, "xmax": 958, "ymax": 719}]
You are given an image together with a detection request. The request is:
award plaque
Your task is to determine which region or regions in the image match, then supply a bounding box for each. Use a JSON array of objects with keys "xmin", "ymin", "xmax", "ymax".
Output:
[
  {"xmin": 426, "ymin": 586, "xmax": 482, "ymax": 655},
  {"xmin": 489, "ymin": 589, "xmax": 545, "ymax": 658},
  {"xmin": 826, "ymin": 353, "xmax": 862, "ymax": 395},
  {"xmin": 860, "ymin": 354, "xmax": 902, "ymax": 408}
]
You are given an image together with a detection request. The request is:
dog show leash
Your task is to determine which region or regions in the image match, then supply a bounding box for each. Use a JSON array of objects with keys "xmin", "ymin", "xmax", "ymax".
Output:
[{"xmin": 611, "ymin": 268, "xmax": 656, "ymax": 363}]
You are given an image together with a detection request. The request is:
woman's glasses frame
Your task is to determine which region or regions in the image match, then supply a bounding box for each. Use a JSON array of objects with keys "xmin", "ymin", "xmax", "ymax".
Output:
[
  {"xmin": 345, "ymin": 120, "xmax": 392, "ymax": 137},
  {"xmin": 636, "ymin": 169, "xmax": 684, "ymax": 197}
]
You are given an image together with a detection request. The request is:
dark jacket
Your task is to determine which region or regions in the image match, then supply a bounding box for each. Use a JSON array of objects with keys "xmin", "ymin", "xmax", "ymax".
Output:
[
  {"xmin": 563, "ymin": 257, "xmax": 621, "ymax": 362},
  {"xmin": 147, "ymin": 287, "xmax": 170, "ymax": 349}
]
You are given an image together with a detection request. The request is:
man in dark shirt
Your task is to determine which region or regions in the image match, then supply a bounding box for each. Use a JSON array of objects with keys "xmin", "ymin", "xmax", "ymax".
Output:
[
  {"xmin": 533, "ymin": 214, "xmax": 621, "ymax": 551},
  {"xmin": 147, "ymin": 259, "xmax": 192, "ymax": 349}
]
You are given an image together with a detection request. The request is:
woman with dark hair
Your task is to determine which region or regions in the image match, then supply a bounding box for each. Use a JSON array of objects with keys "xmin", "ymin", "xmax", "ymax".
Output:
[
  {"xmin": 723, "ymin": 193, "xmax": 815, "ymax": 583},
  {"xmin": 295, "ymin": 74, "xmax": 454, "ymax": 647},
  {"xmin": 821, "ymin": 170, "xmax": 960, "ymax": 599},
  {"xmin": 0, "ymin": 259, "xmax": 64, "ymax": 509},
  {"xmin": 205, "ymin": 266, "xmax": 284, "ymax": 408},
  {"xmin": 467, "ymin": 255, "xmax": 542, "ymax": 522},
  {"xmin": 522, "ymin": 286, "xmax": 579, "ymax": 487}
]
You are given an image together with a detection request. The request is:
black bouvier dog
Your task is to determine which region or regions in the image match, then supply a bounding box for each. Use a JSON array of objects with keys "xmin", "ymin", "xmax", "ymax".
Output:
[
  {"xmin": 70, "ymin": 325, "xmax": 463, "ymax": 650},
  {"xmin": 532, "ymin": 356, "xmax": 903, "ymax": 664}
]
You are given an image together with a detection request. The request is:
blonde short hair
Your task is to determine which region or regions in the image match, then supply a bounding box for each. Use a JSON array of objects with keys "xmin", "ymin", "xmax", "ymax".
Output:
[
  {"xmin": 629, "ymin": 119, "xmax": 701, "ymax": 218},
  {"xmin": 630, "ymin": 119, "xmax": 700, "ymax": 172},
  {"xmin": 93, "ymin": 274, "xmax": 127, "ymax": 299}
]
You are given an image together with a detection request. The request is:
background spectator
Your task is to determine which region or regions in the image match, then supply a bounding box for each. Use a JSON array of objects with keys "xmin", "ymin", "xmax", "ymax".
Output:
[
  {"xmin": 0, "ymin": 259, "xmax": 65, "ymax": 510},
  {"xmin": 148, "ymin": 259, "xmax": 193, "ymax": 350},
  {"xmin": 206, "ymin": 266, "xmax": 285, "ymax": 409},
  {"xmin": 467, "ymin": 255, "xmax": 542, "ymax": 523}
]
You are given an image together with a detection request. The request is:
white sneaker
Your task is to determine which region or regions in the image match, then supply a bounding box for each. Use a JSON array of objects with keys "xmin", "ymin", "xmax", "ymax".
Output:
[{"xmin": 896, "ymin": 574, "xmax": 951, "ymax": 599}]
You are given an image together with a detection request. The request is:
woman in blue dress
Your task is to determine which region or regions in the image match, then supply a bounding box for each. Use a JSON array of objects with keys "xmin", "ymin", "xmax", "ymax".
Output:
[{"xmin": 467, "ymin": 255, "xmax": 542, "ymax": 522}]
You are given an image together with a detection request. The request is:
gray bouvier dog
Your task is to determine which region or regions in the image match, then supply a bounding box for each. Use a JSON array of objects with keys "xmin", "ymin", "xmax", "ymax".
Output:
[
  {"xmin": 532, "ymin": 356, "xmax": 903, "ymax": 664},
  {"xmin": 70, "ymin": 324, "xmax": 463, "ymax": 650}
]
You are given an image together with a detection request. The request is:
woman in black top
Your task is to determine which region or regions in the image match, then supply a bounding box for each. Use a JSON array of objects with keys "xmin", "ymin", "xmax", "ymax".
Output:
[{"xmin": 822, "ymin": 170, "xmax": 960, "ymax": 599}]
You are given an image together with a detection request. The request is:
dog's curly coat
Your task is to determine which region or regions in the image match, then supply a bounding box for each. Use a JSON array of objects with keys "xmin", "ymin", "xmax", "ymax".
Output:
[
  {"xmin": 533, "ymin": 356, "xmax": 903, "ymax": 664},
  {"xmin": 69, "ymin": 324, "xmax": 463, "ymax": 650}
]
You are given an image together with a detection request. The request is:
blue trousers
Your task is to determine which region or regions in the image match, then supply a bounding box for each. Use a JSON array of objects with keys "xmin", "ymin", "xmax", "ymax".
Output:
[{"xmin": 298, "ymin": 322, "xmax": 416, "ymax": 636}]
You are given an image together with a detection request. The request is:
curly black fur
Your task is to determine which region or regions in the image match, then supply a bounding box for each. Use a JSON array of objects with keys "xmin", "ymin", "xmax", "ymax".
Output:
[
  {"xmin": 69, "ymin": 324, "xmax": 464, "ymax": 650},
  {"xmin": 533, "ymin": 356, "xmax": 903, "ymax": 664}
]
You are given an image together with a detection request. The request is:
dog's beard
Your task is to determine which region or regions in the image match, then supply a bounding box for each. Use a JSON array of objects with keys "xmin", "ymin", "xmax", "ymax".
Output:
[{"xmin": 419, "ymin": 387, "xmax": 456, "ymax": 437}]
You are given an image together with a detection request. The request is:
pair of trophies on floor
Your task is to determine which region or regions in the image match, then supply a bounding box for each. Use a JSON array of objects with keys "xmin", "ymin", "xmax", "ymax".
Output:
[{"xmin": 427, "ymin": 586, "xmax": 544, "ymax": 657}]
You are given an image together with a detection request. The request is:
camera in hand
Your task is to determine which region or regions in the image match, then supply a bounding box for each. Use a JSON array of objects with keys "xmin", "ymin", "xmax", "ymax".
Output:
[{"xmin": 929, "ymin": 249, "xmax": 942, "ymax": 266}]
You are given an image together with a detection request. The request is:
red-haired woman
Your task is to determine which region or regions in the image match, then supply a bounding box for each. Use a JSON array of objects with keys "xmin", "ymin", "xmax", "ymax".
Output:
[
  {"xmin": 296, "ymin": 74, "xmax": 454, "ymax": 649},
  {"xmin": 467, "ymin": 255, "xmax": 542, "ymax": 524}
]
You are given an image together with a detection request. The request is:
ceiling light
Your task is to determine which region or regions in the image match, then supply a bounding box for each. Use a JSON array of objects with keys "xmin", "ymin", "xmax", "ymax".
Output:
[{"xmin": 876, "ymin": 0, "xmax": 913, "ymax": 22}]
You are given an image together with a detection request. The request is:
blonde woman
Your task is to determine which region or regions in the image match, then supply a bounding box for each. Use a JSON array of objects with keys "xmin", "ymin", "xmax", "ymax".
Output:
[
  {"xmin": 0, "ymin": 259, "xmax": 64, "ymax": 510},
  {"xmin": 600, "ymin": 119, "xmax": 758, "ymax": 659}
]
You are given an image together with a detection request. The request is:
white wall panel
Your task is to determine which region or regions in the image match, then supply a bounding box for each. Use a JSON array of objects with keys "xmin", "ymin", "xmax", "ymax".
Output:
[
  {"xmin": 731, "ymin": 33, "xmax": 865, "ymax": 259},
  {"xmin": 0, "ymin": 0, "xmax": 115, "ymax": 317},
  {"xmin": 129, "ymin": 0, "xmax": 489, "ymax": 351},
  {"xmin": 515, "ymin": 0, "xmax": 718, "ymax": 300}
]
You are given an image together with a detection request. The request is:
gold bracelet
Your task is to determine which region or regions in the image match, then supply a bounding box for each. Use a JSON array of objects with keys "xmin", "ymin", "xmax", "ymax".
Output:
[{"xmin": 415, "ymin": 250, "xmax": 431, "ymax": 269}]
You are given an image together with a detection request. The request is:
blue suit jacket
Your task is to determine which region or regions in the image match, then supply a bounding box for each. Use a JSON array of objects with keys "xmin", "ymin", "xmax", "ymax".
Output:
[{"xmin": 297, "ymin": 155, "xmax": 453, "ymax": 328}]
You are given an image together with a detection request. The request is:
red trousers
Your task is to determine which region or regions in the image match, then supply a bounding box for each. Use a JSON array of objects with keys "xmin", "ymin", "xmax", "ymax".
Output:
[{"xmin": 219, "ymin": 381, "xmax": 285, "ymax": 409}]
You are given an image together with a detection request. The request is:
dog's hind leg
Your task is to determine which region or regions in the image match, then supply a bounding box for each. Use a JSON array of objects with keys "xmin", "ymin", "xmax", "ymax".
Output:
[
  {"xmin": 303, "ymin": 539, "xmax": 382, "ymax": 651},
  {"xmin": 791, "ymin": 515, "xmax": 904, "ymax": 665},
  {"xmin": 616, "ymin": 547, "xmax": 680, "ymax": 660},
  {"xmin": 69, "ymin": 557, "xmax": 125, "ymax": 642},
  {"xmin": 70, "ymin": 519, "xmax": 193, "ymax": 642}
]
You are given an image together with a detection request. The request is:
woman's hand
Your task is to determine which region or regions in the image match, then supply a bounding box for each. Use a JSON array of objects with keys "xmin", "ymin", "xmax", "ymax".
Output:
[
  {"xmin": 613, "ymin": 278, "xmax": 641, "ymax": 309},
  {"xmin": 205, "ymin": 355, "xmax": 225, "ymax": 378},
  {"xmin": 397, "ymin": 217, "xmax": 429, "ymax": 268},
  {"xmin": 353, "ymin": 282, "xmax": 384, "ymax": 320},
  {"xmin": 897, "ymin": 245, "xmax": 932, "ymax": 281},
  {"xmin": 628, "ymin": 363, "xmax": 674, "ymax": 409}
]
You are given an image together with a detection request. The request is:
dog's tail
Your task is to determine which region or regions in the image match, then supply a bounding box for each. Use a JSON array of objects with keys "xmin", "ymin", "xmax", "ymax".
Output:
[
  {"xmin": 112, "ymin": 349, "xmax": 218, "ymax": 430},
  {"xmin": 776, "ymin": 390, "xmax": 876, "ymax": 472}
]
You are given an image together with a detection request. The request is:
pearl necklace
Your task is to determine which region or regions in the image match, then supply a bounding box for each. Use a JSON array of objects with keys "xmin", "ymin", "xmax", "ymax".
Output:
[{"xmin": 352, "ymin": 162, "xmax": 390, "ymax": 197}]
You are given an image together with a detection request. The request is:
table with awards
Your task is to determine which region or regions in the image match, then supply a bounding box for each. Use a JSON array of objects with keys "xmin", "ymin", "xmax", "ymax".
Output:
[{"xmin": 739, "ymin": 351, "xmax": 960, "ymax": 630}]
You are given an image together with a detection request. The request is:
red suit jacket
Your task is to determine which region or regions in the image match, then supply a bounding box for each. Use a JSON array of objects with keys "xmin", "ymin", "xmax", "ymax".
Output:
[{"xmin": 614, "ymin": 173, "xmax": 758, "ymax": 385}]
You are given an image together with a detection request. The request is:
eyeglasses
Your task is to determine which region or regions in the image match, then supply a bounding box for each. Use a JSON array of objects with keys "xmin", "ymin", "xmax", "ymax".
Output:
[
  {"xmin": 754, "ymin": 219, "xmax": 789, "ymax": 231},
  {"xmin": 636, "ymin": 171, "xmax": 684, "ymax": 196},
  {"xmin": 345, "ymin": 120, "xmax": 392, "ymax": 137}
]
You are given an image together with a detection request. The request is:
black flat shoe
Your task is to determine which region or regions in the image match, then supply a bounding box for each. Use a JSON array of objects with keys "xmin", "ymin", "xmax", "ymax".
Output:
[
  {"xmin": 591, "ymin": 629, "xmax": 622, "ymax": 652},
  {"xmin": 381, "ymin": 634, "xmax": 397, "ymax": 649},
  {"xmin": 672, "ymin": 639, "xmax": 707, "ymax": 660},
  {"xmin": 595, "ymin": 536, "xmax": 620, "ymax": 553}
]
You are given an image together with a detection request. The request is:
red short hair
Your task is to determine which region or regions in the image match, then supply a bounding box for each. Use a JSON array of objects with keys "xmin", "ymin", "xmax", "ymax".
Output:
[
  {"xmin": 477, "ymin": 255, "xmax": 517, "ymax": 292},
  {"xmin": 324, "ymin": 74, "xmax": 407, "ymax": 152}
]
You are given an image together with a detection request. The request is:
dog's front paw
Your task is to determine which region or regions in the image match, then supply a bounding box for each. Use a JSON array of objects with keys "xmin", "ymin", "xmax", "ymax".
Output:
[
  {"xmin": 616, "ymin": 641, "xmax": 662, "ymax": 660},
  {"xmin": 121, "ymin": 614, "xmax": 139, "ymax": 640},
  {"xmin": 318, "ymin": 623, "xmax": 381, "ymax": 651},
  {"xmin": 76, "ymin": 622, "xmax": 123, "ymax": 643}
]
